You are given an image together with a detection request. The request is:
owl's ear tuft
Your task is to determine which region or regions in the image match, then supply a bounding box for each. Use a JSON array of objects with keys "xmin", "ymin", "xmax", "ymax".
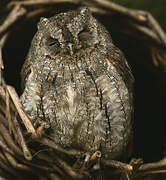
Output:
[
  {"xmin": 37, "ymin": 17, "xmax": 50, "ymax": 30},
  {"xmin": 78, "ymin": 6, "xmax": 91, "ymax": 17}
]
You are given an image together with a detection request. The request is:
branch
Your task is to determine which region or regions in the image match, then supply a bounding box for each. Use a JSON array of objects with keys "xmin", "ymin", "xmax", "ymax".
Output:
[
  {"xmin": 91, "ymin": 0, "xmax": 166, "ymax": 47},
  {"xmin": 0, "ymin": 5, "xmax": 26, "ymax": 39},
  {"xmin": 8, "ymin": 0, "xmax": 82, "ymax": 7},
  {"xmin": 6, "ymin": 86, "xmax": 37, "ymax": 137}
]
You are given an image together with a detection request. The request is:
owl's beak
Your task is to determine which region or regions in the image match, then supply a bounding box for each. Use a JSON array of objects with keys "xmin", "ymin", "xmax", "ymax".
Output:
[{"xmin": 67, "ymin": 43, "xmax": 73, "ymax": 55}]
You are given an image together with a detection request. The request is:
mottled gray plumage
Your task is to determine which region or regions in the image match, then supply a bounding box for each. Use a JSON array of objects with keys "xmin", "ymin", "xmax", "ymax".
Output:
[{"xmin": 20, "ymin": 7, "xmax": 134, "ymax": 160}]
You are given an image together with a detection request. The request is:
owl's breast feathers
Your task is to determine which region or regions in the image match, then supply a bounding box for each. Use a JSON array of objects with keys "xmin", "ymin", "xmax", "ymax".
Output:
[{"xmin": 42, "ymin": 45, "xmax": 133, "ymax": 160}]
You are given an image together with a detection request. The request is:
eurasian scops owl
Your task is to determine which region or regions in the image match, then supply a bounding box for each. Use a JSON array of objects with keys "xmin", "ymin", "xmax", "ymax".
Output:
[{"xmin": 20, "ymin": 7, "xmax": 134, "ymax": 160}]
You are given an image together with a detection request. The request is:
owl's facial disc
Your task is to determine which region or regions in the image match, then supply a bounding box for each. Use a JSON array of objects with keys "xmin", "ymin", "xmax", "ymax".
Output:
[{"xmin": 38, "ymin": 7, "xmax": 99, "ymax": 56}]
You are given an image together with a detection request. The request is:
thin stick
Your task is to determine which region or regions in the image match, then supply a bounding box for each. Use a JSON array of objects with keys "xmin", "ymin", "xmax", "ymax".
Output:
[
  {"xmin": 0, "ymin": 151, "xmax": 9, "ymax": 165},
  {"xmin": 0, "ymin": 136, "xmax": 24, "ymax": 179},
  {"xmin": 0, "ymin": 5, "xmax": 27, "ymax": 39},
  {"xmin": 26, "ymin": 7, "xmax": 55, "ymax": 19},
  {"xmin": 0, "ymin": 160, "xmax": 19, "ymax": 179},
  {"xmin": 0, "ymin": 34, "xmax": 8, "ymax": 85},
  {"xmin": 0, "ymin": 86, "xmax": 6, "ymax": 97},
  {"xmin": 0, "ymin": 103, "xmax": 6, "ymax": 117},
  {"xmin": 0, "ymin": 135, "xmax": 15, "ymax": 156},
  {"xmin": 6, "ymin": 85, "xmax": 37, "ymax": 136},
  {"xmin": 0, "ymin": 34, "xmax": 7, "ymax": 70},
  {"xmin": 136, "ymin": 169, "xmax": 166, "ymax": 179},
  {"xmin": 127, "ymin": 21, "xmax": 162, "ymax": 46},
  {"xmin": 91, "ymin": 0, "xmax": 166, "ymax": 47},
  {"xmin": 0, "ymin": 114, "xmax": 8, "ymax": 127},
  {"xmin": 50, "ymin": 173, "xmax": 62, "ymax": 180},
  {"xmin": 12, "ymin": 115, "xmax": 32, "ymax": 160},
  {"xmin": 141, "ymin": 169, "xmax": 166, "ymax": 175},
  {"xmin": 55, "ymin": 155, "xmax": 84, "ymax": 179},
  {"xmin": 0, "ymin": 123, "xmax": 23, "ymax": 156},
  {"xmin": 5, "ymin": 87, "xmax": 12, "ymax": 134},
  {"xmin": 36, "ymin": 153, "xmax": 66, "ymax": 176},
  {"xmin": 147, "ymin": 12, "xmax": 166, "ymax": 45},
  {"xmin": 0, "ymin": 86, "xmax": 20, "ymax": 114},
  {"xmin": 4, "ymin": 152, "xmax": 32, "ymax": 172},
  {"xmin": 91, "ymin": 0, "xmax": 147, "ymax": 23},
  {"xmin": 152, "ymin": 47, "xmax": 166, "ymax": 70},
  {"xmin": 38, "ymin": 137, "xmax": 82, "ymax": 156},
  {"xmin": 8, "ymin": 0, "xmax": 81, "ymax": 7},
  {"xmin": 139, "ymin": 157, "xmax": 166, "ymax": 172},
  {"xmin": 86, "ymin": 151, "xmax": 101, "ymax": 169},
  {"xmin": 90, "ymin": 0, "xmax": 166, "ymax": 46},
  {"xmin": 22, "ymin": 158, "xmax": 53, "ymax": 172},
  {"xmin": 5, "ymin": 89, "xmax": 32, "ymax": 161},
  {"xmin": 101, "ymin": 159, "xmax": 133, "ymax": 172}
]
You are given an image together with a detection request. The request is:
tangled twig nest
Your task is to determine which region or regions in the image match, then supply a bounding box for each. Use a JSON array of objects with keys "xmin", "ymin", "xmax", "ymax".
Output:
[{"xmin": 1, "ymin": 0, "xmax": 166, "ymax": 180}]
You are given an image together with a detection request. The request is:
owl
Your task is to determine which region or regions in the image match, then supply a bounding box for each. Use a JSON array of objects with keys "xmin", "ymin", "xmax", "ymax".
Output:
[{"xmin": 20, "ymin": 7, "xmax": 134, "ymax": 160}]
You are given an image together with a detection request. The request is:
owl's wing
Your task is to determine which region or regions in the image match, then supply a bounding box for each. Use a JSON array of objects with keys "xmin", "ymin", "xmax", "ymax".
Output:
[
  {"xmin": 107, "ymin": 45, "xmax": 134, "ymax": 95},
  {"xmin": 21, "ymin": 58, "xmax": 32, "ymax": 91}
]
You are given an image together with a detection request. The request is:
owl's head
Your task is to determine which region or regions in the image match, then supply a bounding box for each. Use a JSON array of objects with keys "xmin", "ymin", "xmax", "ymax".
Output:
[{"xmin": 35, "ymin": 7, "xmax": 111, "ymax": 57}]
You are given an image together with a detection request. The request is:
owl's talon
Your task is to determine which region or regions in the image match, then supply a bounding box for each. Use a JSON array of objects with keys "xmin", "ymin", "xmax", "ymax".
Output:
[
  {"xmin": 79, "ymin": 151, "xmax": 101, "ymax": 174},
  {"xmin": 35, "ymin": 122, "xmax": 50, "ymax": 138}
]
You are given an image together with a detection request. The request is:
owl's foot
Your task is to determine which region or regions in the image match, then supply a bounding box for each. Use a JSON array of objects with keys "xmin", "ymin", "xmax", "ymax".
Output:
[
  {"xmin": 35, "ymin": 121, "xmax": 50, "ymax": 138},
  {"xmin": 33, "ymin": 119, "xmax": 50, "ymax": 138},
  {"xmin": 75, "ymin": 151, "xmax": 101, "ymax": 175}
]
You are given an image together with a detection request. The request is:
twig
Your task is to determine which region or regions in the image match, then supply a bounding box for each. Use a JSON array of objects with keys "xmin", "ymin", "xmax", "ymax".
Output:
[
  {"xmin": 0, "ymin": 135, "xmax": 15, "ymax": 156},
  {"xmin": 91, "ymin": 0, "xmax": 166, "ymax": 47},
  {"xmin": 0, "ymin": 151, "xmax": 9, "ymax": 165},
  {"xmin": 36, "ymin": 153, "xmax": 66, "ymax": 176},
  {"xmin": 22, "ymin": 159, "xmax": 53, "ymax": 172},
  {"xmin": 55, "ymin": 155, "xmax": 84, "ymax": 179},
  {"xmin": 101, "ymin": 159, "xmax": 133, "ymax": 172},
  {"xmin": 141, "ymin": 169, "xmax": 166, "ymax": 175},
  {"xmin": 38, "ymin": 137, "xmax": 82, "ymax": 156},
  {"xmin": 129, "ymin": 158, "xmax": 144, "ymax": 179},
  {"xmin": 0, "ymin": 137, "xmax": 27, "ymax": 178},
  {"xmin": 127, "ymin": 21, "xmax": 162, "ymax": 46},
  {"xmin": 5, "ymin": 87, "xmax": 12, "ymax": 134},
  {"xmin": 0, "ymin": 86, "xmax": 20, "ymax": 114},
  {"xmin": 147, "ymin": 13, "xmax": 166, "ymax": 45},
  {"xmin": 4, "ymin": 86, "xmax": 32, "ymax": 160},
  {"xmin": 101, "ymin": 159, "xmax": 133, "ymax": 180},
  {"xmin": 50, "ymin": 173, "xmax": 62, "ymax": 180},
  {"xmin": 0, "ymin": 103, "xmax": 6, "ymax": 117},
  {"xmin": 4, "ymin": 151, "xmax": 32, "ymax": 171},
  {"xmin": 6, "ymin": 85, "xmax": 37, "ymax": 137},
  {"xmin": 0, "ymin": 34, "xmax": 7, "ymax": 70},
  {"xmin": 8, "ymin": 0, "xmax": 81, "ymax": 7},
  {"xmin": 0, "ymin": 86, "xmax": 6, "ymax": 98},
  {"xmin": 0, "ymin": 160, "xmax": 19, "ymax": 179},
  {"xmin": 0, "ymin": 34, "xmax": 8, "ymax": 85},
  {"xmin": 139, "ymin": 157, "xmax": 166, "ymax": 172},
  {"xmin": 80, "ymin": 151, "xmax": 101, "ymax": 172},
  {"xmin": 0, "ymin": 114, "xmax": 8, "ymax": 127},
  {"xmin": 91, "ymin": 0, "xmax": 147, "ymax": 23},
  {"xmin": 0, "ymin": 5, "xmax": 27, "ymax": 39},
  {"xmin": 12, "ymin": 115, "xmax": 32, "ymax": 160},
  {"xmin": 26, "ymin": 7, "xmax": 56, "ymax": 19},
  {"xmin": 151, "ymin": 47, "xmax": 166, "ymax": 71},
  {"xmin": 0, "ymin": 123, "xmax": 23, "ymax": 156}
]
